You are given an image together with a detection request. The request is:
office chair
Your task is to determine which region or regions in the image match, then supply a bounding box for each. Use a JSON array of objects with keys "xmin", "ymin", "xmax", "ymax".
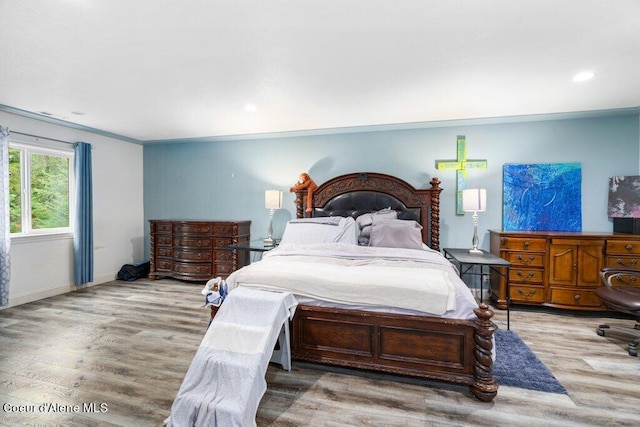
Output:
[{"xmin": 595, "ymin": 267, "xmax": 640, "ymax": 357}]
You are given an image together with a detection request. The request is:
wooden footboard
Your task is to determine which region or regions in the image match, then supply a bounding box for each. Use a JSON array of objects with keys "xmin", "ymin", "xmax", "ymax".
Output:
[{"xmin": 290, "ymin": 303, "xmax": 498, "ymax": 402}]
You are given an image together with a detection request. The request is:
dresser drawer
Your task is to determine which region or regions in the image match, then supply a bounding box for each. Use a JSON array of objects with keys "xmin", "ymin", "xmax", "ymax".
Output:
[
  {"xmin": 174, "ymin": 237, "xmax": 212, "ymax": 248},
  {"xmin": 549, "ymin": 288, "xmax": 603, "ymax": 308},
  {"xmin": 156, "ymin": 246, "xmax": 173, "ymax": 258},
  {"xmin": 607, "ymin": 240, "xmax": 640, "ymax": 255},
  {"xmin": 153, "ymin": 222, "xmax": 173, "ymax": 233},
  {"xmin": 509, "ymin": 285, "xmax": 545, "ymax": 303},
  {"xmin": 213, "ymin": 238, "xmax": 233, "ymax": 248},
  {"xmin": 214, "ymin": 262, "xmax": 234, "ymax": 276},
  {"xmin": 214, "ymin": 249, "xmax": 233, "ymax": 261},
  {"xmin": 604, "ymin": 272, "xmax": 640, "ymax": 287},
  {"xmin": 501, "ymin": 237, "xmax": 546, "ymax": 251},
  {"xmin": 509, "ymin": 268, "xmax": 544, "ymax": 284},
  {"xmin": 174, "ymin": 249, "xmax": 212, "ymax": 262},
  {"xmin": 155, "ymin": 259, "xmax": 173, "ymax": 271},
  {"xmin": 504, "ymin": 252, "xmax": 545, "ymax": 267},
  {"xmin": 154, "ymin": 235, "xmax": 173, "ymax": 246},
  {"xmin": 173, "ymin": 262, "xmax": 213, "ymax": 277},
  {"xmin": 213, "ymin": 223, "xmax": 236, "ymax": 236},
  {"xmin": 550, "ymin": 238, "xmax": 604, "ymax": 247},
  {"xmin": 174, "ymin": 223, "xmax": 213, "ymax": 234},
  {"xmin": 605, "ymin": 255, "xmax": 640, "ymax": 269}
]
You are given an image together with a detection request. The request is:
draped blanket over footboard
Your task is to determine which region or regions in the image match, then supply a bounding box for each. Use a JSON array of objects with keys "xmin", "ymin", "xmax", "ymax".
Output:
[
  {"xmin": 168, "ymin": 288, "xmax": 297, "ymax": 427},
  {"xmin": 226, "ymin": 242, "xmax": 464, "ymax": 316}
]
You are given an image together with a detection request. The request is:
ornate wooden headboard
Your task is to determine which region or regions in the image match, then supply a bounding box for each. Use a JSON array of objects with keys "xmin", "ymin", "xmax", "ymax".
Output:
[{"xmin": 292, "ymin": 172, "xmax": 442, "ymax": 250}]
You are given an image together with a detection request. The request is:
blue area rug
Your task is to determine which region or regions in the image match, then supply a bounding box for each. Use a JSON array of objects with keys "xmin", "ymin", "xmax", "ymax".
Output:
[{"xmin": 494, "ymin": 329, "xmax": 567, "ymax": 394}]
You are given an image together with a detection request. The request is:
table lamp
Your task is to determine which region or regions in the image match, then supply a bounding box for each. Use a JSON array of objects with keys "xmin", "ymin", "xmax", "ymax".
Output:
[
  {"xmin": 462, "ymin": 188, "xmax": 487, "ymax": 254},
  {"xmin": 264, "ymin": 190, "xmax": 282, "ymax": 246}
]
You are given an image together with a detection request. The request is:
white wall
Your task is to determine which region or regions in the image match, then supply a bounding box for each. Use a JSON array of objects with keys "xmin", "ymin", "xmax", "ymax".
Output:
[{"xmin": 1, "ymin": 111, "xmax": 144, "ymax": 308}]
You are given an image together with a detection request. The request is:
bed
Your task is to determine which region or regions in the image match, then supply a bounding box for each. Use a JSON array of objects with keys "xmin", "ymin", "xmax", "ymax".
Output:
[{"xmin": 227, "ymin": 172, "xmax": 498, "ymax": 402}]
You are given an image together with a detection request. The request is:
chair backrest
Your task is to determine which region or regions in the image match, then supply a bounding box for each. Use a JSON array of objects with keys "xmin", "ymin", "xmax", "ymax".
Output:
[
  {"xmin": 596, "ymin": 267, "xmax": 640, "ymax": 317},
  {"xmin": 600, "ymin": 267, "xmax": 640, "ymax": 288}
]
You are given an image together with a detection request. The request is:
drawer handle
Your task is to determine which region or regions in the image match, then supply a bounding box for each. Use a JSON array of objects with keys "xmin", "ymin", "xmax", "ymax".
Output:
[
  {"xmin": 524, "ymin": 241, "xmax": 530, "ymax": 247},
  {"xmin": 516, "ymin": 288, "xmax": 536, "ymax": 297},
  {"xmin": 516, "ymin": 254, "xmax": 536, "ymax": 264},
  {"xmin": 516, "ymin": 271, "xmax": 535, "ymax": 279},
  {"xmin": 574, "ymin": 294, "xmax": 580, "ymax": 301},
  {"xmin": 626, "ymin": 244, "xmax": 633, "ymax": 251},
  {"xmin": 615, "ymin": 275, "xmax": 638, "ymax": 285}
]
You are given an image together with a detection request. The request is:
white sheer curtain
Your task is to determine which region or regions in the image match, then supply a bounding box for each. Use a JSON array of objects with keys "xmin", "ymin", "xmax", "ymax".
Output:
[{"xmin": 0, "ymin": 126, "xmax": 10, "ymax": 306}]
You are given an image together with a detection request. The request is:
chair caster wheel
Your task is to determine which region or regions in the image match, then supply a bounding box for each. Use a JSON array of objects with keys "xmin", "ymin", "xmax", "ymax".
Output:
[
  {"xmin": 597, "ymin": 325, "xmax": 609, "ymax": 337},
  {"xmin": 629, "ymin": 341, "xmax": 638, "ymax": 357}
]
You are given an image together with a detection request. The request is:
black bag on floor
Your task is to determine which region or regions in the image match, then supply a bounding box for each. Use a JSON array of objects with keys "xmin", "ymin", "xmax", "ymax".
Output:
[{"xmin": 117, "ymin": 261, "xmax": 150, "ymax": 281}]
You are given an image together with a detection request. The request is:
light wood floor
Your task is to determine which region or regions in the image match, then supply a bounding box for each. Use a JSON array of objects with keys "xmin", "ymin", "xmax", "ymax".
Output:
[{"xmin": 0, "ymin": 278, "xmax": 638, "ymax": 426}]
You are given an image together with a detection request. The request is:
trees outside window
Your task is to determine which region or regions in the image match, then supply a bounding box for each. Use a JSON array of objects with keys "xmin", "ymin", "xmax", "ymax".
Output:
[{"xmin": 9, "ymin": 143, "xmax": 74, "ymax": 236}]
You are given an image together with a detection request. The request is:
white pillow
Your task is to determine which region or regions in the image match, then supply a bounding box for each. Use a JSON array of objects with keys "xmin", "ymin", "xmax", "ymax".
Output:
[{"xmin": 280, "ymin": 216, "xmax": 358, "ymax": 245}]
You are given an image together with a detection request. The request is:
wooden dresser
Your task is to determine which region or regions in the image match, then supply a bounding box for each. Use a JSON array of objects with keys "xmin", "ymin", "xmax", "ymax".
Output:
[
  {"xmin": 149, "ymin": 220, "xmax": 250, "ymax": 282},
  {"xmin": 489, "ymin": 230, "xmax": 640, "ymax": 310}
]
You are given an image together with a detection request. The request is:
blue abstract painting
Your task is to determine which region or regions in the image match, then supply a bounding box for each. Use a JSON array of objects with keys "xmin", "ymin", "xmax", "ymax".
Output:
[{"xmin": 503, "ymin": 163, "xmax": 582, "ymax": 231}]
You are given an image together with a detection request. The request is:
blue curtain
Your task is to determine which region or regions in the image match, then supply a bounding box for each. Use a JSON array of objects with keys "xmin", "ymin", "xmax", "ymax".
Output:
[
  {"xmin": 0, "ymin": 126, "xmax": 10, "ymax": 305},
  {"xmin": 74, "ymin": 142, "xmax": 93, "ymax": 285}
]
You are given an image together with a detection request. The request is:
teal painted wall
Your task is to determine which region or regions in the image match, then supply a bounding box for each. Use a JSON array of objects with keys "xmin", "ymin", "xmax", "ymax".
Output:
[{"xmin": 143, "ymin": 113, "xmax": 640, "ymax": 258}]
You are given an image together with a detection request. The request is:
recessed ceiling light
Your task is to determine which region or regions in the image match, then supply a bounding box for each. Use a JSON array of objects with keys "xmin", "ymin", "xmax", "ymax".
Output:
[
  {"xmin": 244, "ymin": 103, "xmax": 257, "ymax": 112},
  {"xmin": 573, "ymin": 71, "xmax": 595, "ymax": 82}
]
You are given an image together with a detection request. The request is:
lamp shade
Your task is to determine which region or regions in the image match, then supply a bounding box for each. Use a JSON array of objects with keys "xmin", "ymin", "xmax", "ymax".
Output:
[
  {"xmin": 265, "ymin": 190, "xmax": 282, "ymax": 209},
  {"xmin": 462, "ymin": 188, "xmax": 487, "ymax": 212}
]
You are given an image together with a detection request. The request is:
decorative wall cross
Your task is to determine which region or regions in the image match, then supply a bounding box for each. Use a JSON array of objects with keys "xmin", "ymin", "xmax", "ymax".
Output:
[{"xmin": 436, "ymin": 135, "xmax": 487, "ymax": 215}]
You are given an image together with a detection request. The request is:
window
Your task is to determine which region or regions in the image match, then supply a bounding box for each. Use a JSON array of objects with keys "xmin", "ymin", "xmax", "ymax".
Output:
[{"xmin": 9, "ymin": 141, "xmax": 75, "ymax": 236}]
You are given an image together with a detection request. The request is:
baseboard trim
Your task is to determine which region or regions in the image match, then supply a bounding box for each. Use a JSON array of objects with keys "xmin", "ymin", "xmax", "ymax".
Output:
[{"xmin": 2, "ymin": 273, "xmax": 116, "ymax": 309}]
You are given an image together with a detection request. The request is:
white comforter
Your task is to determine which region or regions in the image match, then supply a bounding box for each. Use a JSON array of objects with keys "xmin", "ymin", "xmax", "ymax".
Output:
[{"xmin": 226, "ymin": 243, "xmax": 477, "ymax": 317}]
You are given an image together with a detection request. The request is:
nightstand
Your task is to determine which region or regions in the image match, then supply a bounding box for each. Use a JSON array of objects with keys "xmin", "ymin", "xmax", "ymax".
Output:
[
  {"xmin": 443, "ymin": 247, "xmax": 512, "ymax": 329},
  {"xmin": 227, "ymin": 240, "xmax": 278, "ymax": 263}
]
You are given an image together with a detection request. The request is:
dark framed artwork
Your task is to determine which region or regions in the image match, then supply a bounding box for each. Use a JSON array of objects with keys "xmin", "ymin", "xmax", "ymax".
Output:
[
  {"xmin": 608, "ymin": 175, "xmax": 640, "ymax": 217},
  {"xmin": 503, "ymin": 163, "xmax": 582, "ymax": 232}
]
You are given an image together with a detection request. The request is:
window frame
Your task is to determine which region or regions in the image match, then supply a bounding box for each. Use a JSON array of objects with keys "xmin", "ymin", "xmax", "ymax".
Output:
[{"xmin": 9, "ymin": 137, "xmax": 76, "ymax": 240}]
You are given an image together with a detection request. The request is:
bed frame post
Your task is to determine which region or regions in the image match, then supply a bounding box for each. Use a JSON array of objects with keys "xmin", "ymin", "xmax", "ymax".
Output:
[
  {"xmin": 470, "ymin": 303, "xmax": 498, "ymax": 402},
  {"xmin": 428, "ymin": 177, "xmax": 441, "ymax": 251},
  {"xmin": 293, "ymin": 190, "xmax": 307, "ymax": 218}
]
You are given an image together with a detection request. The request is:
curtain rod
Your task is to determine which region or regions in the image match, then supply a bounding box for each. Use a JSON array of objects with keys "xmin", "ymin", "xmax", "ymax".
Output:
[{"xmin": 11, "ymin": 131, "xmax": 75, "ymax": 146}]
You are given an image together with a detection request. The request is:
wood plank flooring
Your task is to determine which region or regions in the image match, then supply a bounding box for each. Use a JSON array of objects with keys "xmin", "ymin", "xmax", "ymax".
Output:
[{"xmin": 0, "ymin": 278, "xmax": 638, "ymax": 426}]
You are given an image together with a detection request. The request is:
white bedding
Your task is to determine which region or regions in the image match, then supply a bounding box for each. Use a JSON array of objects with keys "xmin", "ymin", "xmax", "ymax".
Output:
[{"xmin": 226, "ymin": 242, "xmax": 479, "ymax": 319}]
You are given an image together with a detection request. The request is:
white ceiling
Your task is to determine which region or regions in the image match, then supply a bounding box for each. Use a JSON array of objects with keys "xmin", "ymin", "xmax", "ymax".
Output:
[{"xmin": 1, "ymin": 0, "xmax": 639, "ymax": 143}]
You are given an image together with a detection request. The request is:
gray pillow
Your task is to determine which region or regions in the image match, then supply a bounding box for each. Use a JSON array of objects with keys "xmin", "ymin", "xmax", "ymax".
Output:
[
  {"xmin": 356, "ymin": 208, "xmax": 397, "ymax": 227},
  {"xmin": 369, "ymin": 220, "xmax": 423, "ymax": 250}
]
